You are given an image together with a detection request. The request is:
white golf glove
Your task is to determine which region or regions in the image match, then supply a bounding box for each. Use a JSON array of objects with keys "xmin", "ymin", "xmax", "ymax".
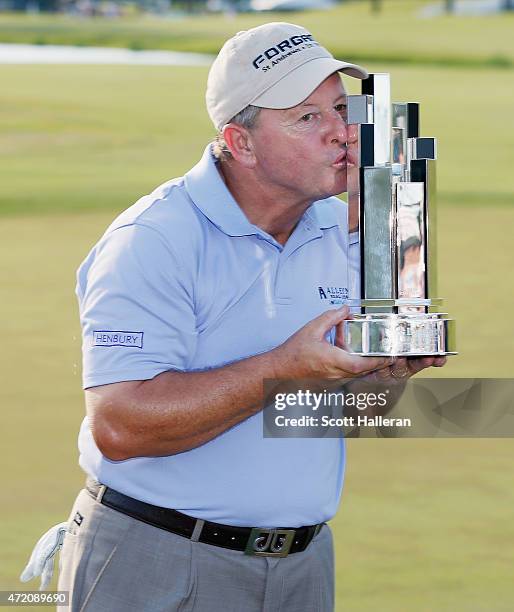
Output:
[{"xmin": 20, "ymin": 522, "xmax": 68, "ymax": 591}]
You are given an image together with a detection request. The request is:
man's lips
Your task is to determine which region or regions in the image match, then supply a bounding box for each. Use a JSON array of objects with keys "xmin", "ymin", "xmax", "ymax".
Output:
[{"xmin": 332, "ymin": 152, "xmax": 347, "ymax": 168}]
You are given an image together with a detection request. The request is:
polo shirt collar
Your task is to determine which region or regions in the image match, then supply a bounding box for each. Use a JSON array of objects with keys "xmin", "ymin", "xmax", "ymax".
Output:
[
  {"xmin": 185, "ymin": 144, "xmax": 260, "ymax": 237},
  {"xmin": 304, "ymin": 200, "xmax": 340, "ymax": 231},
  {"xmin": 185, "ymin": 144, "xmax": 341, "ymax": 237}
]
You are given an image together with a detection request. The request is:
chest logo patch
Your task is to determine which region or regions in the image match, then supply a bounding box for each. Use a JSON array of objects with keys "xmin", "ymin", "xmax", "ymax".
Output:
[
  {"xmin": 93, "ymin": 331, "xmax": 144, "ymax": 348},
  {"xmin": 318, "ymin": 286, "xmax": 349, "ymax": 304}
]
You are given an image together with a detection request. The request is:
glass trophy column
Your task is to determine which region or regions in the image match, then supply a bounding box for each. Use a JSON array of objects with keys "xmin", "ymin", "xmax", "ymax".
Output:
[{"xmin": 343, "ymin": 73, "xmax": 457, "ymax": 356}]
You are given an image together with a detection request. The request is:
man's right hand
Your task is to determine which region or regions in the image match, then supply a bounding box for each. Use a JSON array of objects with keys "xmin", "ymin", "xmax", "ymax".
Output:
[{"xmin": 273, "ymin": 306, "xmax": 392, "ymax": 380}]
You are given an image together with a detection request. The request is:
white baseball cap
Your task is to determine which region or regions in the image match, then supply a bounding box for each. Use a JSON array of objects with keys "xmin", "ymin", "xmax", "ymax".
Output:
[{"xmin": 206, "ymin": 22, "xmax": 368, "ymax": 131}]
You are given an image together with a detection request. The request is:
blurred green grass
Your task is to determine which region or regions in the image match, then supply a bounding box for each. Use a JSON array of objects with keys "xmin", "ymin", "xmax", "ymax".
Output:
[
  {"xmin": 1, "ymin": 63, "xmax": 513, "ymax": 219},
  {"xmin": 0, "ymin": 2, "xmax": 514, "ymax": 68},
  {"xmin": 1, "ymin": 22, "xmax": 514, "ymax": 611}
]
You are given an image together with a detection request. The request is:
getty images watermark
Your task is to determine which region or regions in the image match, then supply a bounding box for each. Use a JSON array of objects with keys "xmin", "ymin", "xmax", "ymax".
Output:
[
  {"xmin": 263, "ymin": 379, "xmax": 514, "ymax": 438},
  {"xmin": 273, "ymin": 388, "xmax": 404, "ymax": 429}
]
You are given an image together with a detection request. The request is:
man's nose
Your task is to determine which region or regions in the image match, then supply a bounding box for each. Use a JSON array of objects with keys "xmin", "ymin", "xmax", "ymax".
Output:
[{"xmin": 326, "ymin": 111, "xmax": 348, "ymax": 144}]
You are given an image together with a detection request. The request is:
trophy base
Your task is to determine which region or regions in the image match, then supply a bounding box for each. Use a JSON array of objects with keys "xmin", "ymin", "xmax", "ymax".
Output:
[{"xmin": 343, "ymin": 313, "xmax": 456, "ymax": 356}]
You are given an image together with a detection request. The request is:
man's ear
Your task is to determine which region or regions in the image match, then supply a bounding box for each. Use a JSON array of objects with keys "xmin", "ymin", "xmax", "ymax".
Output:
[{"xmin": 222, "ymin": 124, "xmax": 256, "ymax": 168}]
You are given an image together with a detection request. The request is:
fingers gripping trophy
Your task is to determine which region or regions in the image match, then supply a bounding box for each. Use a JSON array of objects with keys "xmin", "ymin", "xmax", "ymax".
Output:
[{"xmin": 343, "ymin": 73, "xmax": 457, "ymax": 356}]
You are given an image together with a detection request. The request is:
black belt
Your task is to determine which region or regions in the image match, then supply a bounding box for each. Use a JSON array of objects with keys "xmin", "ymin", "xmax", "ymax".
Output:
[{"xmin": 86, "ymin": 479, "xmax": 323, "ymax": 557}]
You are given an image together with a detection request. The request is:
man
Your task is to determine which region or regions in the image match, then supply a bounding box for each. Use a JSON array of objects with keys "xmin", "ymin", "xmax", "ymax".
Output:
[{"xmin": 24, "ymin": 21, "xmax": 445, "ymax": 611}]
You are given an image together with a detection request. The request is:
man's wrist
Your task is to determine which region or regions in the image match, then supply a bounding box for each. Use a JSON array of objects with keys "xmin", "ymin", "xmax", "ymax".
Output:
[{"xmin": 262, "ymin": 345, "xmax": 289, "ymax": 380}]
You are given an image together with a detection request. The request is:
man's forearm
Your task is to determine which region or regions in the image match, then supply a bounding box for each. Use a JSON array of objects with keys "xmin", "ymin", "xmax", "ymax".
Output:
[
  {"xmin": 87, "ymin": 307, "xmax": 393, "ymax": 461},
  {"xmin": 88, "ymin": 350, "xmax": 283, "ymax": 460}
]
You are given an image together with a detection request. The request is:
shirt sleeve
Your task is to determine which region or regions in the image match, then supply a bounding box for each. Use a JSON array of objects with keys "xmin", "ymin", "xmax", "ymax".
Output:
[{"xmin": 76, "ymin": 223, "xmax": 197, "ymax": 389}]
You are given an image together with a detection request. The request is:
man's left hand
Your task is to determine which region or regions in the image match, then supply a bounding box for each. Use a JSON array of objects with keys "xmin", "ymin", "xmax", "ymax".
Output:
[
  {"xmin": 339, "ymin": 356, "xmax": 447, "ymax": 421},
  {"xmin": 374, "ymin": 355, "xmax": 447, "ymax": 381}
]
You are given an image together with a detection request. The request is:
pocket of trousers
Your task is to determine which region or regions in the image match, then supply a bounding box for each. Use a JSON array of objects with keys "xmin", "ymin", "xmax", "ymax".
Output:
[
  {"xmin": 80, "ymin": 518, "xmax": 195, "ymax": 612},
  {"xmin": 58, "ymin": 531, "xmax": 82, "ymax": 610},
  {"xmin": 57, "ymin": 492, "xmax": 133, "ymax": 612}
]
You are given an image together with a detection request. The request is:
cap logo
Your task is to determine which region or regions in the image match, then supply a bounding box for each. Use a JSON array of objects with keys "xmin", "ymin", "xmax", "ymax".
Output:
[{"xmin": 252, "ymin": 34, "xmax": 320, "ymax": 71}]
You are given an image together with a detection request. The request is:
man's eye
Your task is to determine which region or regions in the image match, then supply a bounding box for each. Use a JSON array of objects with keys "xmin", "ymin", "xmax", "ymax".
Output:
[
  {"xmin": 300, "ymin": 113, "xmax": 314, "ymax": 122},
  {"xmin": 335, "ymin": 104, "xmax": 347, "ymax": 117}
]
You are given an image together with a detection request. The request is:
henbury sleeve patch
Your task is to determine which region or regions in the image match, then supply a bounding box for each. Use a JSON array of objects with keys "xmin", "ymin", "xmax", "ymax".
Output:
[{"xmin": 93, "ymin": 331, "xmax": 144, "ymax": 348}]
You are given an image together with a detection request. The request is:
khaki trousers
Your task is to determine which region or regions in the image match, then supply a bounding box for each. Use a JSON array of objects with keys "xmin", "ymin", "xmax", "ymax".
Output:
[{"xmin": 57, "ymin": 489, "xmax": 335, "ymax": 612}]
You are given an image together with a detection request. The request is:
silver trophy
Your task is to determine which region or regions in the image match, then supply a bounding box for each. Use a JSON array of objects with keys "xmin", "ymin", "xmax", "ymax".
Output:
[{"xmin": 343, "ymin": 73, "xmax": 456, "ymax": 356}]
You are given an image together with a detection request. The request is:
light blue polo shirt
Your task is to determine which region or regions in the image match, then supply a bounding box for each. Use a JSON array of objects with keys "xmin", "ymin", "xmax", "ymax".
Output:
[{"xmin": 76, "ymin": 144, "xmax": 355, "ymax": 528}]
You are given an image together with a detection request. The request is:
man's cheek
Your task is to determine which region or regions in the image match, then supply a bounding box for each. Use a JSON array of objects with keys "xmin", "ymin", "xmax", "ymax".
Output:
[{"xmin": 289, "ymin": 154, "xmax": 315, "ymax": 175}]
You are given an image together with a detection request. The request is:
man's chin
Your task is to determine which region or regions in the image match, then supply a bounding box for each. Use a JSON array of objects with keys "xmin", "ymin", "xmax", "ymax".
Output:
[
  {"xmin": 310, "ymin": 175, "xmax": 347, "ymax": 200},
  {"xmin": 326, "ymin": 181, "xmax": 347, "ymax": 198}
]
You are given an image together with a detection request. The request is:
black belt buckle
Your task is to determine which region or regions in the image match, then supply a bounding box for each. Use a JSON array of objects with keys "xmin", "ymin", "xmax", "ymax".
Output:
[{"xmin": 244, "ymin": 528, "xmax": 295, "ymax": 557}]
